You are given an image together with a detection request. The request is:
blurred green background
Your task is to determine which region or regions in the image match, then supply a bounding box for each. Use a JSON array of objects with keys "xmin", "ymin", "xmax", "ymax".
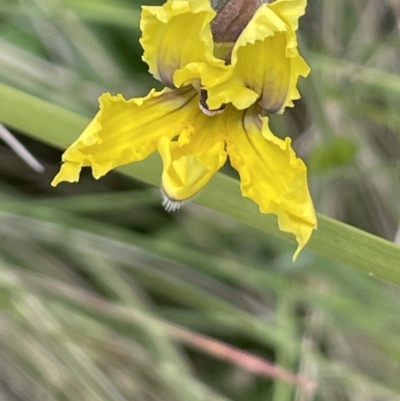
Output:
[{"xmin": 0, "ymin": 0, "xmax": 400, "ymax": 400}]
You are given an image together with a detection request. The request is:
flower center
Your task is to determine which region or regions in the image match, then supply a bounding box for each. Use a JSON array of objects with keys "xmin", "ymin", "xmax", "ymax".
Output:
[{"xmin": 199, "ymin": 89, "xmax": 225, "ymax": 116}]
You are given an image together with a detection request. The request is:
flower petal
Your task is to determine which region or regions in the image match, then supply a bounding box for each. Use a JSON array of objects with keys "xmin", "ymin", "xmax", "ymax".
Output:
[
  {"xmin": 141, "ymin": 0, "xmax": 226, "ymax": 89},
  {"xmin": 51, "ymin": 88, "xmax": 198, "ymax": 186},
  {"xmin": 269, "ymin": 0, "xmax": 308, "ymax": 36},
  {"xmin": 224, "ymin": 106, "xmax": 317, "ymax": 258},
  {"xmin": 158, "ymin": 108, "xmax": 227, "ymax": 202},
  {"xmin": 206, "ymin": 3, "xmax": 310, "ymax": 114}
]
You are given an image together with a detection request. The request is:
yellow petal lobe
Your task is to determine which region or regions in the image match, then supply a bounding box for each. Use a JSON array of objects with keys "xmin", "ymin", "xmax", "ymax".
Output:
[
  {"xmin": 269, "ymin": 0, "xmax": 308, "ymax": 36},
  {"xmin": 224, "ymin": 106, "xmax": 317, "ymax": 258},
  {"xmin": 141, "ymin": 0, "xmax": 226, "ymax": 89},
  {"xmin": 159, "ymin": 107, "xmax": 227, "ymax": 202},
  {"xmin": 51, "ymin": 88, "xmax": 198, "ymax": 186},
  {"xmin": 206, "ymin": 3, "xmax": 310, "ymax": 114}
]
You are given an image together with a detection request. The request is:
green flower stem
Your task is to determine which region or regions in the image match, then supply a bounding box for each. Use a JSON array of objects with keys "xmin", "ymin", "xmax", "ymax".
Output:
[{"xmin": 1, "ymin": 82, "xmax": 399, "ymax": 285}]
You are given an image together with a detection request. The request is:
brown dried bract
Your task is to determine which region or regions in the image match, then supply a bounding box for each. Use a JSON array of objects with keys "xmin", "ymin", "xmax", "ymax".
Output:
[{"xmin": 211, "ymin": 0, "xmax": 272, "ymax": 43}]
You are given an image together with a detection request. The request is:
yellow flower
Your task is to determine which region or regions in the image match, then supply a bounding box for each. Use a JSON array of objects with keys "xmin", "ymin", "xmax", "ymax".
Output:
[{"xmin": 52, "ymin": 0, "xmax": 317, "ymax": 258}]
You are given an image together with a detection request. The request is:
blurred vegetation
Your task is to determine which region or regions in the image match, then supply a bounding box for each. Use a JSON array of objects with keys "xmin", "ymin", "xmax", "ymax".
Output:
[{"xmin": 0, "ymin": 0, "xmax": 400, "ymax": 400}]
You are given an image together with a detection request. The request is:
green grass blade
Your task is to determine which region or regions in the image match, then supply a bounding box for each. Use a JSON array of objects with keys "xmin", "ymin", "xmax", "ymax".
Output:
[{"xmin": 0, "ymin": 81, "xmax": 399, "ymax": 285}]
